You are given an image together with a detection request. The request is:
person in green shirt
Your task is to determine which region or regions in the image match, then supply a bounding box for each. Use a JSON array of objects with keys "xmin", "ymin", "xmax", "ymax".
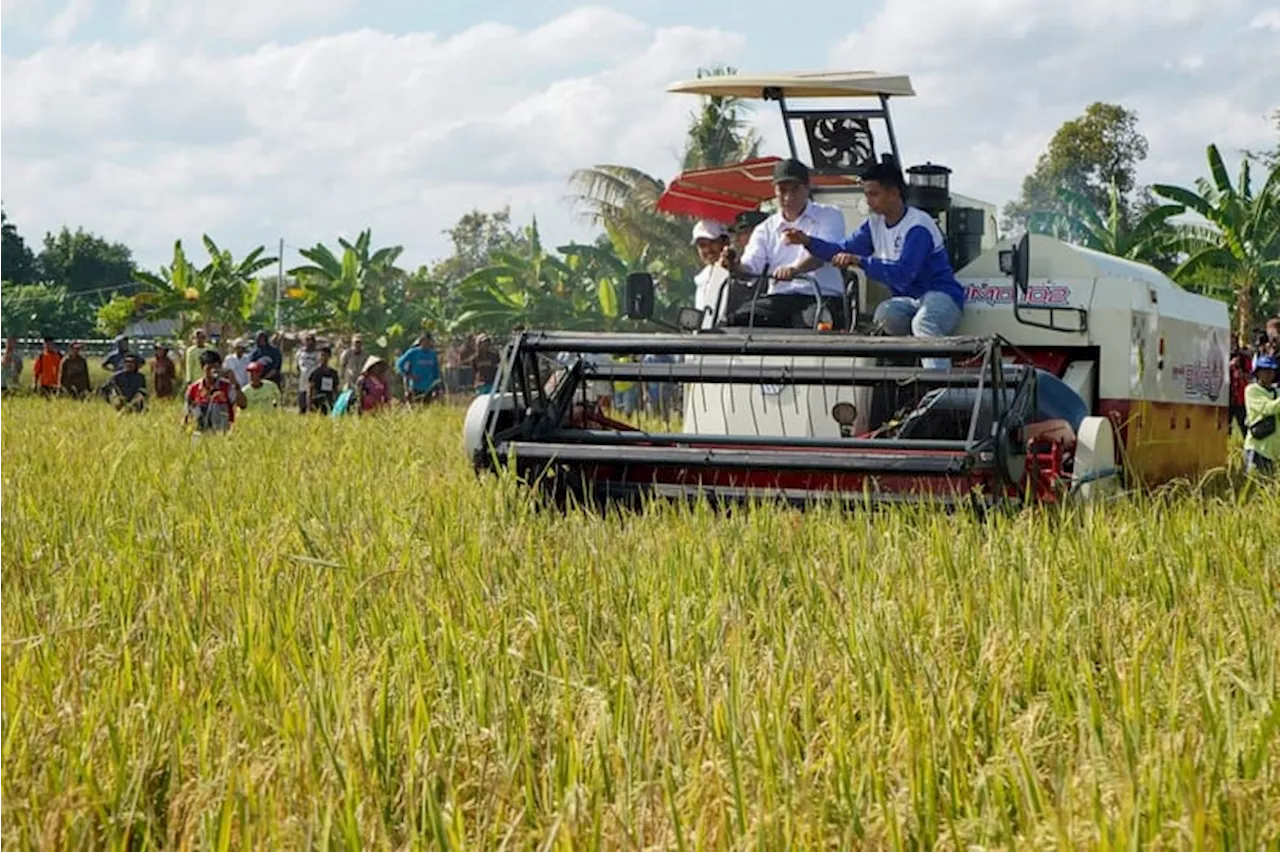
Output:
[
  {"xmin": 240, "ymin": 361, "xmax": 281, "ymax": 412},
  {"xmin": 185, "ymin": 329, "xmax": 210, "ymax": 385},
  {"xmin": 1243, "ymin": 353, "xmax": 1279, "ymax": 476}
]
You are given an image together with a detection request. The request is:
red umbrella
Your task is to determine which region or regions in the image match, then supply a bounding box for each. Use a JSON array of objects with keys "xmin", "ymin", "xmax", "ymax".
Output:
[{"xmin": 656, "ymin": 157, "xmax": 862, "ymax": 223}]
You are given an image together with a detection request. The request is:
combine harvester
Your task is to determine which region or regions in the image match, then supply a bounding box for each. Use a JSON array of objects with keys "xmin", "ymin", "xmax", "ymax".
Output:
[{"xmin": 464, "ymin": 71, "xmax": 1231, "ymax": 508}]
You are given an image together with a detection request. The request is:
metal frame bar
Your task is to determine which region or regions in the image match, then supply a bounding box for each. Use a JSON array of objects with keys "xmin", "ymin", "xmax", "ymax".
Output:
[
  {"xmin": 603, "ymin": 481, "xmax": 1004, "ymax": 509},
  {"xmin": 579, "ymin": 362, "xmax": 1029, "ymax": 387},
  {"xmin": 765, "ymin": 88, "xmax": 801, "ymax": 161},
  {"xmin": 517, "ymin": 331, "xmax": 991, "ymax": 359},
  {"xmin": 763, "ymin": 84, "xmax": 899, "ymax": 168},
  {"xmin": 879, "ymin": 94, "xmax": 902, "ymax": 165},
  {"xmin": 499, "ymin": 441, "xmax": 974, "ymax": 475},
  {"xmin": 545, "ymin": 429, "xmax": 974, "ymax": 452}
]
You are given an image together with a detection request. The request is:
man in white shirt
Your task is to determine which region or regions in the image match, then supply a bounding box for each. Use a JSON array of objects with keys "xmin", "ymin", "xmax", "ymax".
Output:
[
  {"xmin": 719, "ymin": 158, "xmax": 849, "ymax": 329},
  {"xmin": 294, "ymin": 331, "xmax": 321, "ymax": 412},
  {"xmin": 690, "ymin": 219, "xmax": 733, "ymax": 326},
  {"xmin": 222, "ymin": 338, "xmax": 252, "ymax": 387}
]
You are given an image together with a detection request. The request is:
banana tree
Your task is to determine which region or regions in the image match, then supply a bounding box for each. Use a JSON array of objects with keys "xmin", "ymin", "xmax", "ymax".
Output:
[
  {"xmin": 1153, "ymin": 145, "xmax": 1280, "ymax": 338},
  {"xmin": 1028, "ymin": 182, "xmax": 1184, "ymax": 265},
  {"xmin": 452, "ymin": 219, "xmax": 603, "ymax": 334},
  {"xmin": 133, "ymin": 237, "xmax": 275, "ymax": 336},
  {"xmin": 559, "ymin": 241, "xmax": 630, "ymax": 328},
  {"xmin": 288, "ymin": 229, "xmax": 406, "ymax": 334}
]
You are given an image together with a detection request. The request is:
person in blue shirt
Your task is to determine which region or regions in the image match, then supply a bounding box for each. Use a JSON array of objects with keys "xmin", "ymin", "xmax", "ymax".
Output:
[
  {"xmin": 396, "ymin": 332, "xmax": 442, "ymax": 404},
  {"xmin": 783, "ymin": 160, "xmax": 965, "ymax": 369}
]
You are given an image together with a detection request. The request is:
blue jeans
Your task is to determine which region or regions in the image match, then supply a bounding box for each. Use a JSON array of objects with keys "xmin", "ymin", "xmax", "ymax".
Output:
[
  {"xmin": 1245, "ymin": 449, "xmax": 1274, "ymax": 476},
  {"xmin": 873, "ymin": 292, "xmax": 964, "ymax": 371}
]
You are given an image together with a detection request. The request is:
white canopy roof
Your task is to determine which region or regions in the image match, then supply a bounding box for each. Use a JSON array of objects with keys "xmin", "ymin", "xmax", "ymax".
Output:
[
  {"xmin": 961, "ymin": 234, "xmax": 1185, "ymax": 291},
  {"xmin": 666, "ymin": 71, "xmax": 915, "ymax": 100}
]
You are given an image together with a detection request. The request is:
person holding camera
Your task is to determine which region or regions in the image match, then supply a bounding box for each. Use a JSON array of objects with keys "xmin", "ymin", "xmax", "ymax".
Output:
[{"xmin": 1243, "ymin": 353, "xmax": 1280, "ymax": 476}]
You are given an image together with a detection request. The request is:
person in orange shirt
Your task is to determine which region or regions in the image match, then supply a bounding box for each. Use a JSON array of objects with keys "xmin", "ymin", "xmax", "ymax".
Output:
[{"xmin": 31, "ymin": 336, "xmax": 64, "ymax": 397}]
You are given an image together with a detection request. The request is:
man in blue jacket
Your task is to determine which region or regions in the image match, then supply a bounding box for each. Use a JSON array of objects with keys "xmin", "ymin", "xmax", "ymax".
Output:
[{"xmin": 783, "ymin": 160, "xmax": 965, "ymax": 369}]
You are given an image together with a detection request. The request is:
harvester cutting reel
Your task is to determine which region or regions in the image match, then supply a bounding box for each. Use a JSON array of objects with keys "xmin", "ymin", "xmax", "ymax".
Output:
[{"xmin": 464, "ymin": 330, "xmax": 1120, "ymax": 509}]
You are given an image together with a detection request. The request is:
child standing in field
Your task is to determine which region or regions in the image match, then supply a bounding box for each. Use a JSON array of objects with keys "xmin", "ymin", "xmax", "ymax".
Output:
[
  {"xmin": 307, "ymin": 347, "xmax": 341, "ymax": 414},
  {"xmin": 184, "ymin": 350, "xmax": 245, "ymax": 434}
]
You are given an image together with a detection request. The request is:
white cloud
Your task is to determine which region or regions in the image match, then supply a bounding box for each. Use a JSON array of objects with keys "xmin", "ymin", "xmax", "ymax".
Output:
[
  {"xmin": 0, "ymin": 10, "xmax": 747, "ymax": 267},
  {"xmin": 0, "ymin": 2, "xmax": 1276, "ymax": 277},
  {"xmin": 828, "ymin": 0, "xmax": 1279, "ymax": 217},
  {"xmin": 125, "ymin": 0, "xmax": 354, "ymax": 40},
  {"xmin": 43, "ymin": 0, "xmax": 93, "ymax": 41},
  {"xmin": 1250, "ymin": 9, "xmax": 1280, "ymax": 30}
]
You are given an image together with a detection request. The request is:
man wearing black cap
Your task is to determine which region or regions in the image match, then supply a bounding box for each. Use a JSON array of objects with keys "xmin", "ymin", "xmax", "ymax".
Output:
[
  {"xmin": 784, "ymin": 159, "xmax": 965, "ymax": 369},
  {"xmin": 731, "ymin": 210, "xmax": 769, "ymax": 252},
  {"xmin": 718, "ymin": 158, "xmax": 848, "ymax": 329}
]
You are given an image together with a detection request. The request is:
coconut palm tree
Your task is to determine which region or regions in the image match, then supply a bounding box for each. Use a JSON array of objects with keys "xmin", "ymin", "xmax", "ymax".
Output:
[
  {"xmin": 567, "ymin": 67, "xmax": 765, "ymax": 300},
  {"xmin": 681, "ymin": 64, "xmax": 762, "ymax": 170},
  {"xmin": 1153, "ymin": 144, "xmax": 1280, "ymax": 338}
]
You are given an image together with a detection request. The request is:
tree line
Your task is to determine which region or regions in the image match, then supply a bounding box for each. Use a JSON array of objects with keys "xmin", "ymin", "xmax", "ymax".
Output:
[{"xmin": 3, "ymin": 74, "xmax": 1276, "ymax": 346}]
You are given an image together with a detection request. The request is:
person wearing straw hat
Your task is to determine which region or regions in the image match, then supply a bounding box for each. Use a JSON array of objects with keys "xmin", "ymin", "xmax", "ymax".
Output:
[
  {"xmin": 1243, "ymin": 352, "xmax": 1280, "ymax": 475},
  {"xmin": 357, "ymin": 354, "xmax": 392, "ymax": 413}
]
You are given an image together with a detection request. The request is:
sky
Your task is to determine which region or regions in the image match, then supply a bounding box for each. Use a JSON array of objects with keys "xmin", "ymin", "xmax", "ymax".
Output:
[{"xmin": 2, "ymin": 0, "xmax": 1277, "ymax": 272}]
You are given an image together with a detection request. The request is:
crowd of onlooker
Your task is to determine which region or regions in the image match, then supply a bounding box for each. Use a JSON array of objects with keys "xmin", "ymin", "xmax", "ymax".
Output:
[
  {"xmin": 1230, "ymin": 317, "xmax": 1280, "ymax": 475},
  {"xmin": 0, "ymin": 328, "xmax": 506, "ymax": 434}
]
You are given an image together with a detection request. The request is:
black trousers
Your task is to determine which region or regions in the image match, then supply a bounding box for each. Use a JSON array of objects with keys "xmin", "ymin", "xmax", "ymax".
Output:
[
  {"xmin": 1229, "ymin": 404, "xmax": 1246, "ymax": 437},
  {"xmin": 720, "ymin": 293, "xmax": 848, "ymax": 331}
]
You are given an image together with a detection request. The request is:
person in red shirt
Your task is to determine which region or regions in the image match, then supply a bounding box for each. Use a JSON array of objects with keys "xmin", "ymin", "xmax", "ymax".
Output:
[
  {"xmin": 1229, "ymin": 348, "xmax": 1251, "ymax": 437},
  {"xmin": 32, "ymin": 336, "xmax": 63, "ymax": 397},
  {"xmin": 184, "ymin": 349, "xmax": 245, "ymax": 433}
]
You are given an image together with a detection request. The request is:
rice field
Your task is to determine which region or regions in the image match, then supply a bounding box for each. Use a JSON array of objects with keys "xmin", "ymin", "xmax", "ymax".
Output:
[{"xmin": 2, "ymin": 395, "xmax": 1277, "ymax": 849}]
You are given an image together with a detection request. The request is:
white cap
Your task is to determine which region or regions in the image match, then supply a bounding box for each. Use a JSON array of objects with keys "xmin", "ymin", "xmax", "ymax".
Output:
[{"xmin": 690, "ymin": 219, "xmax": 728, "ymax": 244}]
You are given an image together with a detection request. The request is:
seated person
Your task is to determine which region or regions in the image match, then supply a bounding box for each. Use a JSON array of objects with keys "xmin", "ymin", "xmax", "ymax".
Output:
[
  {"xmin": 718, "ymin": 158, "xmax": 849, "ymax": 330},
  {"xmin": 691, "ymin": 219, "xmax": 731, "ymax": 324},
  {"xmin": 101, "ymin": 353, "xmax": 148, "ymax": 411},
  {"xmin": 784, "ymin": 159, "xmax": 966, "ymax": 369},
  {"xmin": 731, "ymin": 209, "xmax": 769, "ymax": 252}
]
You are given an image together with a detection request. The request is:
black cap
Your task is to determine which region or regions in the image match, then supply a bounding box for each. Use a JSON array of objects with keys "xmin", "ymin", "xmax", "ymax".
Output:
[
  {"xmin": 772, "ymin": 158, "xmax": 810, "ymax": 185},
  {"xmin": 733, "ymin": 210, "xmax": 769, "ymax": 233}
]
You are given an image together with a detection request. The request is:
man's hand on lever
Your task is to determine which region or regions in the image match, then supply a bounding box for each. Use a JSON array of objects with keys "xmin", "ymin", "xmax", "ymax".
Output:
[{"xmin": 831, "ymin": 253, "xmax": 860, "ymax": 269}]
